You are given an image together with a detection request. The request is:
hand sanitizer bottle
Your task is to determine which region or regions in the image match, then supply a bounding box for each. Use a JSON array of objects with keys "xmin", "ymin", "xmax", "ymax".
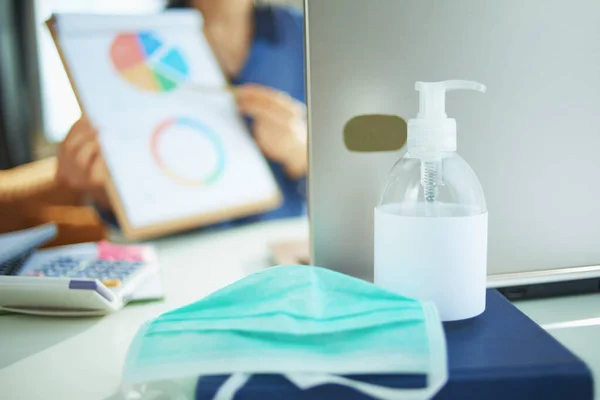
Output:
[{"xmin": 374, "ymin": 80, "xmax": 488, "ymax": 321}]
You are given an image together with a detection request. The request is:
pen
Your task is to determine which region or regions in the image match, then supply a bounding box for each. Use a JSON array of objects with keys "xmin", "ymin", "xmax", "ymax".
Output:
[{"xmin": 181, "ymin": 83, "xmax": 236, "ymax": 94}]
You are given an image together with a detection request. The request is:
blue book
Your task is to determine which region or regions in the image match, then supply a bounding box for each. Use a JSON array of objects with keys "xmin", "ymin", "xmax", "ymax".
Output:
[{"xmin": 195, "ymin": 290, "xmax": 593, "ymax": 399}]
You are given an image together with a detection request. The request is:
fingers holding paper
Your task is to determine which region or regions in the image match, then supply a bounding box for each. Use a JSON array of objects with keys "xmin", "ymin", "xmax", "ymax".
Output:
[
  {"xmin": 57, "ymin": 117, "xmax": 108, "ymax": 194},
  {"xmin": 235, "ymin": 84, "xmax": 307, "ymax": 179}
]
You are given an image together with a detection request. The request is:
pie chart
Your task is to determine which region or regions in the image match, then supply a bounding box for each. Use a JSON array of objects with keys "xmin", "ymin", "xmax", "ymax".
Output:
[
  {"xmin": 110, "ymin": 32, "xmax": 189, "ymax": 92},
  {"xmin": 150, "ymin": 117, "xmax": 226, "ymax": 187}
]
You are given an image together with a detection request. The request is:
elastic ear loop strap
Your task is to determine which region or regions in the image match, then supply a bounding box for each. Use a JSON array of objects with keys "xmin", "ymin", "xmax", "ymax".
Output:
[
  {"xmin": 213, "ymin": 373, "xmax": 251, "ymax": 400},
  {"xmin": 286, "ymin": 302, "xmax": 448, "ymax": 400},
  {"xmin": 212, "ymin": 303, "xmax": 447, "ymax": 400}
]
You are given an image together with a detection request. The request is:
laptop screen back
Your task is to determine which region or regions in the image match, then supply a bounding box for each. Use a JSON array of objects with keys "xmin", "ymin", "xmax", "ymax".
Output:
[{"xmin": 306, "ymin": 0, "xmax": 600, "ymax": 281}]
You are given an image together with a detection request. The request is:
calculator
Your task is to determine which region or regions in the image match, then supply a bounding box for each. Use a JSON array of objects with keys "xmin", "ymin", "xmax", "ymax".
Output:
[
  {"xmin": 23, "ymin": 255, "xmax": 147, "ymax": 289},
  {"xmin": 0, "ymin": 241, "xmax": 160, "ymax": 316}
]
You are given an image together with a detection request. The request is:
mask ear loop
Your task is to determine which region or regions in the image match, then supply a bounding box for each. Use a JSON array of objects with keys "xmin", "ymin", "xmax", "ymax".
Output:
[
  {"xmin": 286, "ymin": 302, "xmax": 448, "ymax": 400},
  {"xmin": 212, "ymin": 373, "xmax": 251, "ymax": 400},
  {"xmin": 420, "ymin": 301, "xmax": 448, "ymax": 398}
]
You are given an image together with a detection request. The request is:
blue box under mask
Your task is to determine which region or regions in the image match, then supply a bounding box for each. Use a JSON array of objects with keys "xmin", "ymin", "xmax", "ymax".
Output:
[{"xmin": 194, "ymin": 290, "xmax": 593, "ymax": 400}]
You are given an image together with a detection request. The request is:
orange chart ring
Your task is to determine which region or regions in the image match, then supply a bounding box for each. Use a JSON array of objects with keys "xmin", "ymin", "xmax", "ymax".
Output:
[{"xmin": 150, "ymin": 117, "xmax": 225, "ymax": 187}]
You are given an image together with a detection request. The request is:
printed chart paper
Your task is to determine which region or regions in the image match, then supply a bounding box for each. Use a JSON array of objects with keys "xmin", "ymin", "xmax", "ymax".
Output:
[{"xmin": 54, "ymin": 11, "xmax": 280, "ymax": 229}]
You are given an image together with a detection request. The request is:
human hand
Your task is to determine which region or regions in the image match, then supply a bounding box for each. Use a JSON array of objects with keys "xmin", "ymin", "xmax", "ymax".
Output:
[
  {"xmin": 235, "ymin": 84, "xmax": 307, "ymax": 179},
  {"xmin": 56, "ymin": 117, "xmax": 110, "ymax": 208}
]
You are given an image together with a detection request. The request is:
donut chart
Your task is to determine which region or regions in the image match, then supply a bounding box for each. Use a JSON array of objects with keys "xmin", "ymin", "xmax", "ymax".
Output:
[
  {"xmin": 110, "ymin": 32, "xmax": 189, "ymax": 92},
  {"xmin": 151, "ymin": 117, "xmax": 225, "ymax": 187}
]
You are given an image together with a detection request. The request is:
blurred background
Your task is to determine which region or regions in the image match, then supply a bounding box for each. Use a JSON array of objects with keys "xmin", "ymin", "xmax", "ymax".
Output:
[
  {"xmin": 0, "ymin": 0, "xmax": 305, "ymax": 244},
  {"xmin": 0, "ymin": 0, "xmax": 303, "ymax": 169}
]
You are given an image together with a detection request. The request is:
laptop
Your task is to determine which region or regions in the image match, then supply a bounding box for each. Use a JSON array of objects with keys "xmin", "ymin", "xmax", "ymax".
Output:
[{"xmin": 305, "ymin": 0, "xmax": 600, "ymax": 299}]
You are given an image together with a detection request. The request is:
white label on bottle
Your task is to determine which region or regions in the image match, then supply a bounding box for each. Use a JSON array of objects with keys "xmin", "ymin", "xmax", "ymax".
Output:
[{"xmin": 374, "ymin": 206, "xmax": 488, "ymax": 321}]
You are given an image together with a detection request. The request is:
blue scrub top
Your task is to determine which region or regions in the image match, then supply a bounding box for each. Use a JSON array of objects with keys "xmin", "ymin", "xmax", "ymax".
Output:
[
  {"xmin": 101, "ymin": 6, "xmax": 306, "ymax": 230},
  {"xmin": 229, "ymin": 5, "xmax": 307, "ymax": 224}
]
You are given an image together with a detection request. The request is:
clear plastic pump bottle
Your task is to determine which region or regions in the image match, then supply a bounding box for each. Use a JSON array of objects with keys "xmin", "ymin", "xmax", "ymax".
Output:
[{"xmin": 374, "ymin": 80, "xmax": 488, "ymax": 321}]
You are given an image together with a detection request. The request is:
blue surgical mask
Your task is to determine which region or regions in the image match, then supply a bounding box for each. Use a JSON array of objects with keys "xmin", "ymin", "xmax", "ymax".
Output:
[{"xmin": 122, "ymin": 266, "xmax": 447, "ymax": 400}]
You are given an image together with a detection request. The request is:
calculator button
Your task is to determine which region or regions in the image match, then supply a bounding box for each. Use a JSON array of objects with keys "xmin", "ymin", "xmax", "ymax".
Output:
[
  {"xmin": 120, "ymin": 270, "xmax": 134, "ymax": 278},
  {"xmin": 94, "ymin": 260, "xmax": 111, "ymax": 268},
  {"xmin": 106, "ymin": 270, "xmax": 124, "ymax": 280},
  {"xmin": 42, "ymin": 258, "xmax": 84, "ymax": 277},
  {"xmin": 127, "ymin": 262, "xmax": 143, "ymax": 271},
  {"xmin": 111, "ymin": 261, "xmax": 126, "ymax": 268},
  {"xmin": 57, "ymin": 257, "xmax": 76, "ymax": 262},
  {"xmin": 102, "ymin": 279, "xmax": 122, "ymax": 287}
]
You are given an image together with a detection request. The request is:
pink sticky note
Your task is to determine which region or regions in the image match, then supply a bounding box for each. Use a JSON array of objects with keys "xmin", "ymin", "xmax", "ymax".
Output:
[{"xmin": 97, "ymin": 241, "xmax": 147, "ymax": 261}]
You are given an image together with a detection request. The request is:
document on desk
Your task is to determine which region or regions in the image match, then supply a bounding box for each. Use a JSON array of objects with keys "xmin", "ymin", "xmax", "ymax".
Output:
[{"xmin": 49, "ymin": 11, "xmax": 281, "ymax": 239}]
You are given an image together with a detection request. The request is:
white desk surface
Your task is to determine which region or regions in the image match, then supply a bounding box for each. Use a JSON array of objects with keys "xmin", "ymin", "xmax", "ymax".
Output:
[{"xmin": 0, "ymin": 218, "xmax": 598, "ymax": 400}]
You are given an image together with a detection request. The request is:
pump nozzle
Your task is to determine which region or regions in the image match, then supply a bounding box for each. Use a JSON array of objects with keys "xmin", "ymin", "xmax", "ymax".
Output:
[
  {"xmin": 407, "ymin": 80, "xmax": 487, "ymax": 216},
  {"xmin": 408, "ymin": 80, "xmax": 486, "ymax": 154},
  {"xmin": 415, "ymin": 80, "xmax": 486, "ymax": 119}
]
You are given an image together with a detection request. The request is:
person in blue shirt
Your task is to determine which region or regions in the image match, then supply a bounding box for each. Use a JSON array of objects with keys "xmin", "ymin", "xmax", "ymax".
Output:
[{"xmin": 56, "ymin": 0, "xmax": 306, "ymax": 226}]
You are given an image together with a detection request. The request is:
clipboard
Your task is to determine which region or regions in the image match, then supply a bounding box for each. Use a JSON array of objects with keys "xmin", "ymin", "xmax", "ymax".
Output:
[{"xmin": 46, "ymin": 14, "xmax": 282, "ymax": 241}]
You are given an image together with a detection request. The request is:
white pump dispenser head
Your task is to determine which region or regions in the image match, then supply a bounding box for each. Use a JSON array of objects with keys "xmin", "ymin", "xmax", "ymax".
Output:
[{"xmin": 407, "ymin": 80, "xmax": 486, "ymax": 153}]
